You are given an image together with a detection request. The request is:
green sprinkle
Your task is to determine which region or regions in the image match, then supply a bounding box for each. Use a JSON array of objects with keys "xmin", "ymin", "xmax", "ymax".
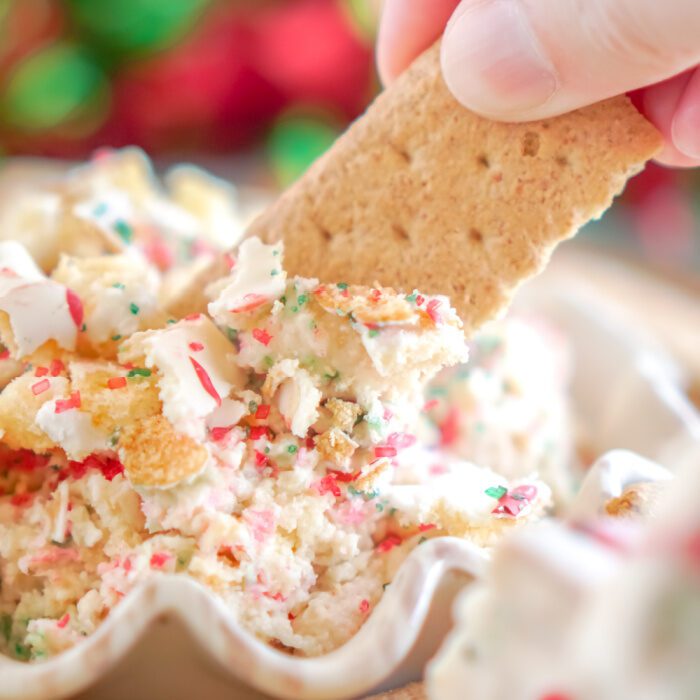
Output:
[
  {"xmin": 113, "ymin": 219, "xmax": 133, "ymax": 243},
  {"xmin": 111, "ymin": 334, "xmax": 122, "ymax": 341},
  {"xmin": 248, "ymin": 400, "xmax": 258, "ymax": 414},
  {"xmin": 287, "ymin": 445, "xmax": 298, "ymax": 454},
  {"xmin": 475, "ymin": 421, "xmax": 486, "ymax": 434},
  {"xmin": 292, "ymin": 306, "xmax": 299, "ymax": 313},
  {"xmin": 14, "ymin": 642, "xmax": 31, "ymax": 661},
  {"xmin": 280, "ymin": 295, "xmax": 287, "ymax": 305},
  {"xmin": 127, "ymin": 368, "xmax": 151, "ymax": 378},
  {"xmin": 336, "ymin": 282, "xmax": 348, "ymax": 290},
  {"xmin": 270, "ymin": 269, "xmax": 280, "ymax": 276},
  {"xmin": 129, "ymin": 302, "xmax": 140, "ymax": 315},
  {"xmin": 110, "ymin": 434, "xmax": 119, "ymax": 447},
  {"xmin": 264, "ymin": 447, "xmax": 270, "ymax": 454},
  {"xmin": 93, "ymin": 202, "xmax": 108, "ymax": 216},
  {"xmin": 50, "ymin": 464, "xmax": 61, "ymax": 471},
  {"xmin": 368, "ymin": 329, "xmax": 379, "ymax": 338},
  {"xmin": 389, "ymin": 507, "xmax": 397, "ymax": 517},
  {"xmin": 485, "ymin": 486, "xmax": 507, "ymax": 499},
  {"xmin": 428, "ymin": 386, "xmax": 449, "ymax": 397},
  {"xmin": 112, "ymin": 282, "xmax": 125, "ymax": 290},
  {"xmin": 418, "ymin": 536, "xmax": 428, "ymax": 545},
  {"xmin": 376, "ymin": 502, "xmax": 384, "ymax": 512},
  {"xmin": 382, "ymin": 583, "xmax": 390, "ymax": 591},
  {"xmin": 297, "ymin": 294, "xmax": 308, "ymax": 306},
  {"xmin": 167, "ymin": 319, "xmax": 177, "ymax": 325},
  {"xmin": 273, "ymin": 250, "xmax": 279, "ymax": 256},
  {"xmin": 405, "ymin": 293, "xmax": 417, "ymax": 303},
  {"xmin": 80, "ymin": 323, "xmax": 87, "ymax": 332}
]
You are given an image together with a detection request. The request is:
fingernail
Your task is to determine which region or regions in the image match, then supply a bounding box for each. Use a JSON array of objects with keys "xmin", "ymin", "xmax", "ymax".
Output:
[
  {"xmin": 672, "ymin": 105, "xmax": 700, "ymax": 159},
  {"xmin": 442, "ymin": 0, "xmax": 558, "ymax": 117}
]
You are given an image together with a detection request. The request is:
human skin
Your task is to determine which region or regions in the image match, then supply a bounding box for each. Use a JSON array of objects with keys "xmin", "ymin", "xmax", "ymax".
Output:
[{"xmin": 377, "ymin": 0, "xmax": 700, "ymax": 168}]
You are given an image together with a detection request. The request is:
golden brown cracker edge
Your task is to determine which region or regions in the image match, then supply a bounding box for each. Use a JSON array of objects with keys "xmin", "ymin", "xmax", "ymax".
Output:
[
  {"xmin": 364, "ymin": 682, "xmax": 427, "ymax": 700},
  {"xmin": 245, "ymin": 41, "xmax": 662, "ymax": 336}
]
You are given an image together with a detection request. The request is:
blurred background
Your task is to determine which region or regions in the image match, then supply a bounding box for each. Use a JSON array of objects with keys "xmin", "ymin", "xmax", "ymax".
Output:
[{"xmin": 0, "ymin": 0, "xmax": 698, "ymax": 281}]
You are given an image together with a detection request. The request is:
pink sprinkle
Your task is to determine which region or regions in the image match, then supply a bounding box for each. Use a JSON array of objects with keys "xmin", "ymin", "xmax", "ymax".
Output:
[
  {"xmin": 188, "ymin": 342, "xmax": 204, "ymax": 352},
  {"xmin": 376, "ymin": 534, "xmax": 402, "ymax": 553},
  {"xmin": 230, "ymin": 294, "xmax": 268, "ymax": 314},
  {"xmin": 429, "ymin": 463, "xmax": 449, "ymax": 476},
  {"xmin": 185, "ymin": 313, "xmax": 201, "ymax": 321},
  {"xmin": 249, "ymin": 425, "xmax": 270, "ymax": 440},
  {"xmin": 49, "ymin": 359, "xmax": 65, "ymax": 376},
  {"xmin": 0, "ymin": 349, "xmax": 9, "ymax": 360},
  {"xmin": 150, "ymin": 552, "xmax": 171, "ymax": 569},
  {"xmin": 142, "ymin": 235, "xmax": 175, "ymax": 270},
  {"xmin": 55, "ymin": 391, "xmax": 81, "ymax": 413},
  {"xmin": 107, "ymin": 376, "xmax": 127, "ymax": 390},
  {"xmin": 57, "ymin": 613, "xmax": 70, "ymax": 629},
  {"xmin": 255, "ymin": 404, "xmax": 271, "ymax": 419},
  {"xmin": 511, "ymin": 484, "xmax": 538, "ymax": 501},
  {"xmin": 387, "ymin": 432, "xmax": 416, "ymax": 450},
  {"xmin": 263, "ymin": 591, "xmax": 286, "ymax": 602},
  {"xmin": 374, "ymin": 445, "xmax": 397, "ymax": 459},
  {"xmin": 359, "ymin": 599, "xmax": 370, "ymax": 614},
  {"xmin": 244, "ymin": 509, "xmax": 275, "ymax": 542},
  {"xmin": 211, "ymin": 426, "xmax": 233, "ymax": 442},
  {"xmin": 423, "ymin": 399, "xmax": 439, "ymax": 412},
  {"xmin": 252, "ymin": 328, "xmax": 272, "ymax": 346},
  {"xmin": 223, "ymin": 252, "xmax": 236, "ymax": 270},
  {"xmin": 426, "ymin": 298, "xmax": 443, "ymax": 324},
  {"xmin": 34, "ymin": 367, "xmax": 48, "ymax": 377},
  {"xmin": 383, "ymin": 408, "xmax": 393, "ymax": 421},
  {"xmin": 65, "ymin": 289, "xmax": 84, "ymax": 327},
  {"xmin": 492, "ymin": 495, "xmax": 528, "ymax": 517},
  {"xmin": 189, "ymin": 356, "xmax": 221, "ymax": 405},
  {"xmin": 32, "ymin": 378, "xmax": 50, "ymax": 395},
  {"xmin": 370, "ymin": 289, "xmax": 382, "ymax": 302}
]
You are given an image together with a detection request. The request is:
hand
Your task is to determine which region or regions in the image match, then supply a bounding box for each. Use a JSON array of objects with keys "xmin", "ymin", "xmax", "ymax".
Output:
[{"xmin": 377, "ymin": 0, "xmax": 700, "ymax": 167}]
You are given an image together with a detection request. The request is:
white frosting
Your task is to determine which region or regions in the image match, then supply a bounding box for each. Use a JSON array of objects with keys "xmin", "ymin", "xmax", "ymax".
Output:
[
  {"xmin": 208, "ymin": 237, "xmax": 286, "ymax": 323},
  {"xmin": 120, "ymin": 315, "xmax": 243, "ymax": 438},
  {"xmin": 36, "ymin": 399, "xmax": 110, "ymax": 460},
  {"xmin": 0, "ymin": 273, "xmax": 78, "ymax": 357},
  {"xmin": 0, "ymin": 241, "xmax": 45, "ymax": 280},
  {"xmin": 73, "ymin": 191, "xmax": 134, "ymax": 246}
]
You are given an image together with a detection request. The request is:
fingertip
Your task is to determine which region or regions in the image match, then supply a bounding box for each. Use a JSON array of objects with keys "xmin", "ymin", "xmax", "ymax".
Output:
[{"xmin": 671, "ymin": 68, "xmax": 700, "ymax": 161}]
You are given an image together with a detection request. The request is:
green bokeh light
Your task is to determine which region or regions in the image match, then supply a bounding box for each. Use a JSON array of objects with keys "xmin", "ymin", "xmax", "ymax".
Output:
[
  {"xmin": 2, "ymin": 42, "xmax": 109, "ymax": 132},
  {"xmin": 66, "ymin": 0, "xmax": 210, "ymax": 56},
  {"xmin": 268, "ymin": 113, "xmax": 339, "ymax": 187}
]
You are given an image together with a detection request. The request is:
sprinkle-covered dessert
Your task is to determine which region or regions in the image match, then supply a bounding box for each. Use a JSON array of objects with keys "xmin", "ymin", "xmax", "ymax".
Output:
[{"xmin": 0, "ymin": 226, "xmax": 550, "ymax": 662}]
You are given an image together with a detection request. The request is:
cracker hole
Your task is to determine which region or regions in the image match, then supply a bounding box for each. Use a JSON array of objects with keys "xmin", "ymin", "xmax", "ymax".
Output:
[
  {"xmin": 477, "ymin": 154, "xmax": 490, "ymax": 168},
  {"xmin": 522, "ymin": 132, "xmax": 540, "ymax": 157},
  {"xmin": 314, "ymin": 222, "xmax": 332, "ymax": 241},
  {"xmin": 392, "ymin": 224, "xmax": 410, "ymax": 242},
  {"xmin": 469, "ymin": 228, "xmax": 484, "ymax": 244},
  {"xmin": 389, "ymin": 141, "xmax": 412, "ymax": 164},
  {"xmin": 556, "ymin": 155, "xmax": 569, "ymax": 167}
]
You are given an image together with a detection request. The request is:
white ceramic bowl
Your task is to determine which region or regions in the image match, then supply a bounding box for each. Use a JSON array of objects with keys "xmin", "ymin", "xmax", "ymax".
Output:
[{"xmin": 1, "ymin": 288, "xmax": 698, "ymax": 700}]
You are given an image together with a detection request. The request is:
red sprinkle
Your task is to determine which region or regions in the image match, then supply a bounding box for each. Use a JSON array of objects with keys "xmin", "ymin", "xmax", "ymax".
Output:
[
  {"xmin": 10, "ymin": 492, "xmax": 32, "ymax": 507},
  {"xmin": 369, "ymin": 289, "xmax": 382, "ymax": 302},
  {"xmin": 0, "ymin": 348, "xmax": 9, "ymax": 360},
  {"xmin": 107, "ymin": 376, "xmax": 127, "ymax": 390},
  {"xmin": 55, "ymin": 391, "xmax": 81, "ymax": 413},
  {"xmin": 252, "ymin": 327, "xmax": 272, "ymax": 346},
  {"xmin": 305, "ymin": 436, "xmax": 315, "ymax": 450},
  {"xmin": 359, "ymin": 599, "xmax": 370, "ymax": 614},
  {"xmin": 188, "ymin": 342, "xmax": 204, "ymax": 352},
  {"xmin": 418, "ymin": 523, "xmax": 437, "ymax": 532},
  {"xmin": 263, "ymin": 591, "xmax": 286, "ymax": 602},
  {"xmin": 50, "ymin": 358, "xmax": 66, "ymax": 375},
  {"xmin": 34, "ymin": 366, "xmax": 48, "ymax": 377},
  {"xmin": 376, "ymin": 534, "xmax": 402, "ymax": 553},
  {"xmin": 189, "ymin": 356, "xmax": 221, "ymax": 405},
  {"xmin": 80, "ymin": 455, "xmax": 124, "ymax": 481},
  {"xmin": 327, "ymin": 469, "xmax": 360, "ymax": 483},
  {"xmin": 255, "ymin": 404, "xmax": 271, "ymax": 419},
  {"xmin": 254, "ymin": 450, "xmax": 268, "ymax": 467},
  {"xmin": 426, "ymin": 298, "xmax": 442, "ymax": 324},
  {"xmin": 249, "ymin": 425, "xmax": 270, "ymax": 440},
  {"xmin": 32, "ymin": 378, "xmax": 50, "ymax": 395},
  {"xmin": 316, "ymin": 474, "xmax": 341, "ymax": 498},
  {"xmin": 56, "ymin": 613, "xmax": 70, "ymax": 629},
  {"xmin": 150, "ymin": 552, "xmax": 170, "ymax": 569},
  {"xmin": 492, "ymin": 495, "xmax": 528, "ymax": 517},
  {"xmin": 288, "ymin": 612, "xmax": 296, "ymax": 621},
  {"xmin": 415, "ymin": 294, "xmax": 425, "ymax": 306},
  {"xmin": 211, "ymin": 426, "xmax": 233, "ymax": 442},
  {"xmin": 540, "ymin": 694, "xmax": 572, "ymax": 700},
  {"xmin": 314, "ymin": 285, "xmax": 327, "ymax": 295},
  {"xmin": 230, "ymin": 294, "xmax": 268, "ymax": 314},
  {"xmin": 439, "ymin": 406, "xmax": 460, "ymax": 447},
  {"xmin": 373, "ymin": 445, "xmax": 397, "ymax": 459},
  {"xmin": 65, "ymin": 289, "xmax": 84, "ymax": 327},
  {"xmin": 184, "ymin": 313, "xmax": 201, "ymax": 321}
]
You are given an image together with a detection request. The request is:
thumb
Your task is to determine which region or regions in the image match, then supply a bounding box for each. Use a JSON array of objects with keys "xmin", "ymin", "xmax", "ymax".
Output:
[{"xmin": 441, "ymin": 0, "xmax": 700, "ymax": 121}]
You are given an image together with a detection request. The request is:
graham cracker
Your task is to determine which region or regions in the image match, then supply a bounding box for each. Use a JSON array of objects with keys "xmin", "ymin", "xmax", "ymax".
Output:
[
  {"xmin": 246, "ymin": 41, "xmax": 662, "ymax": 335},
  {"xmin": 364, "ymin": 682, "xmax": 426, "ymax": 700}
]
